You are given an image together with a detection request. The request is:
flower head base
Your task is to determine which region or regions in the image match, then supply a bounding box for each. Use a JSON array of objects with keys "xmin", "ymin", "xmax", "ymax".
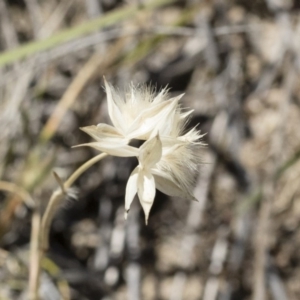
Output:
[{"xmin": 76, "ymin": 78, "xmax": 204, "ymax": 223}]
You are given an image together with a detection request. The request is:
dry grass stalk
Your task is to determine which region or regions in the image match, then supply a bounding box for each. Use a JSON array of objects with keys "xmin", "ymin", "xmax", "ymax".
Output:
[
  {"xmin": 27, "ymin": 152, "xmax": 107, "ymax": 299},
  {"xmin": 28, "ymin": 207, "xmax": 42, "ymax": 300},
  {"xmin": 0, "ymin": 181, "xmax": 34, "ymax": 207},
  {"xmin": 39, "ymin": 40, "xmax": 125, "ymax": 143}
]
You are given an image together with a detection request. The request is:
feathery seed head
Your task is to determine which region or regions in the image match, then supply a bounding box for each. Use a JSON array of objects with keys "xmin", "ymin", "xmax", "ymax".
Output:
[{"xmin": 76, "ymin": 78, "xmax": 204, "ymax": 223}]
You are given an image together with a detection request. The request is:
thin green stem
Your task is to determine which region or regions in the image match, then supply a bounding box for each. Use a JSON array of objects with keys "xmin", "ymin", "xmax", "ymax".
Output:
[
  {"xmin": 41, "ymin": 152, "xmax": 107, "ymax": 251},
  {"xmin": 0, "ymin": 0, "xmax": 176, "ymax": 67},
  {"xmin": 64, "ymin": 153, "xmax": 107, "ymax": 189}
]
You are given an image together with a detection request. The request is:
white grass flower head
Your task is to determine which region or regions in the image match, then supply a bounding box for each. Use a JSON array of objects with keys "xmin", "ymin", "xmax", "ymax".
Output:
[
  {"xmin": 125, "ymin": 131, "xmax": 202, "ymax": 224},
  {"xmin": 78, "ymin": 78, "xmax": 183, "ymax": 157},
  {"xmin": 75, "ymin": 79, "xmax": 204, "ymax": 224},
  {"xmin": 153, "ymin": 133, "xmax": 202, "ymax": 201}
]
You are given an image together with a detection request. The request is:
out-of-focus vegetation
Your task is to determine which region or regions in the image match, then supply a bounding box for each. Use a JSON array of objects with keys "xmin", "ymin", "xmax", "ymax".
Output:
[{"xmin": 1, "ymin": 0, "xmax": 300, "ymax": 299}]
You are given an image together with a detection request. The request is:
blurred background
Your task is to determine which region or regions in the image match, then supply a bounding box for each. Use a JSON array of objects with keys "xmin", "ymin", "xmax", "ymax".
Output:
[{"xmin": 1, "ymin": 0, "xmax": 300, "ymax": 299}]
